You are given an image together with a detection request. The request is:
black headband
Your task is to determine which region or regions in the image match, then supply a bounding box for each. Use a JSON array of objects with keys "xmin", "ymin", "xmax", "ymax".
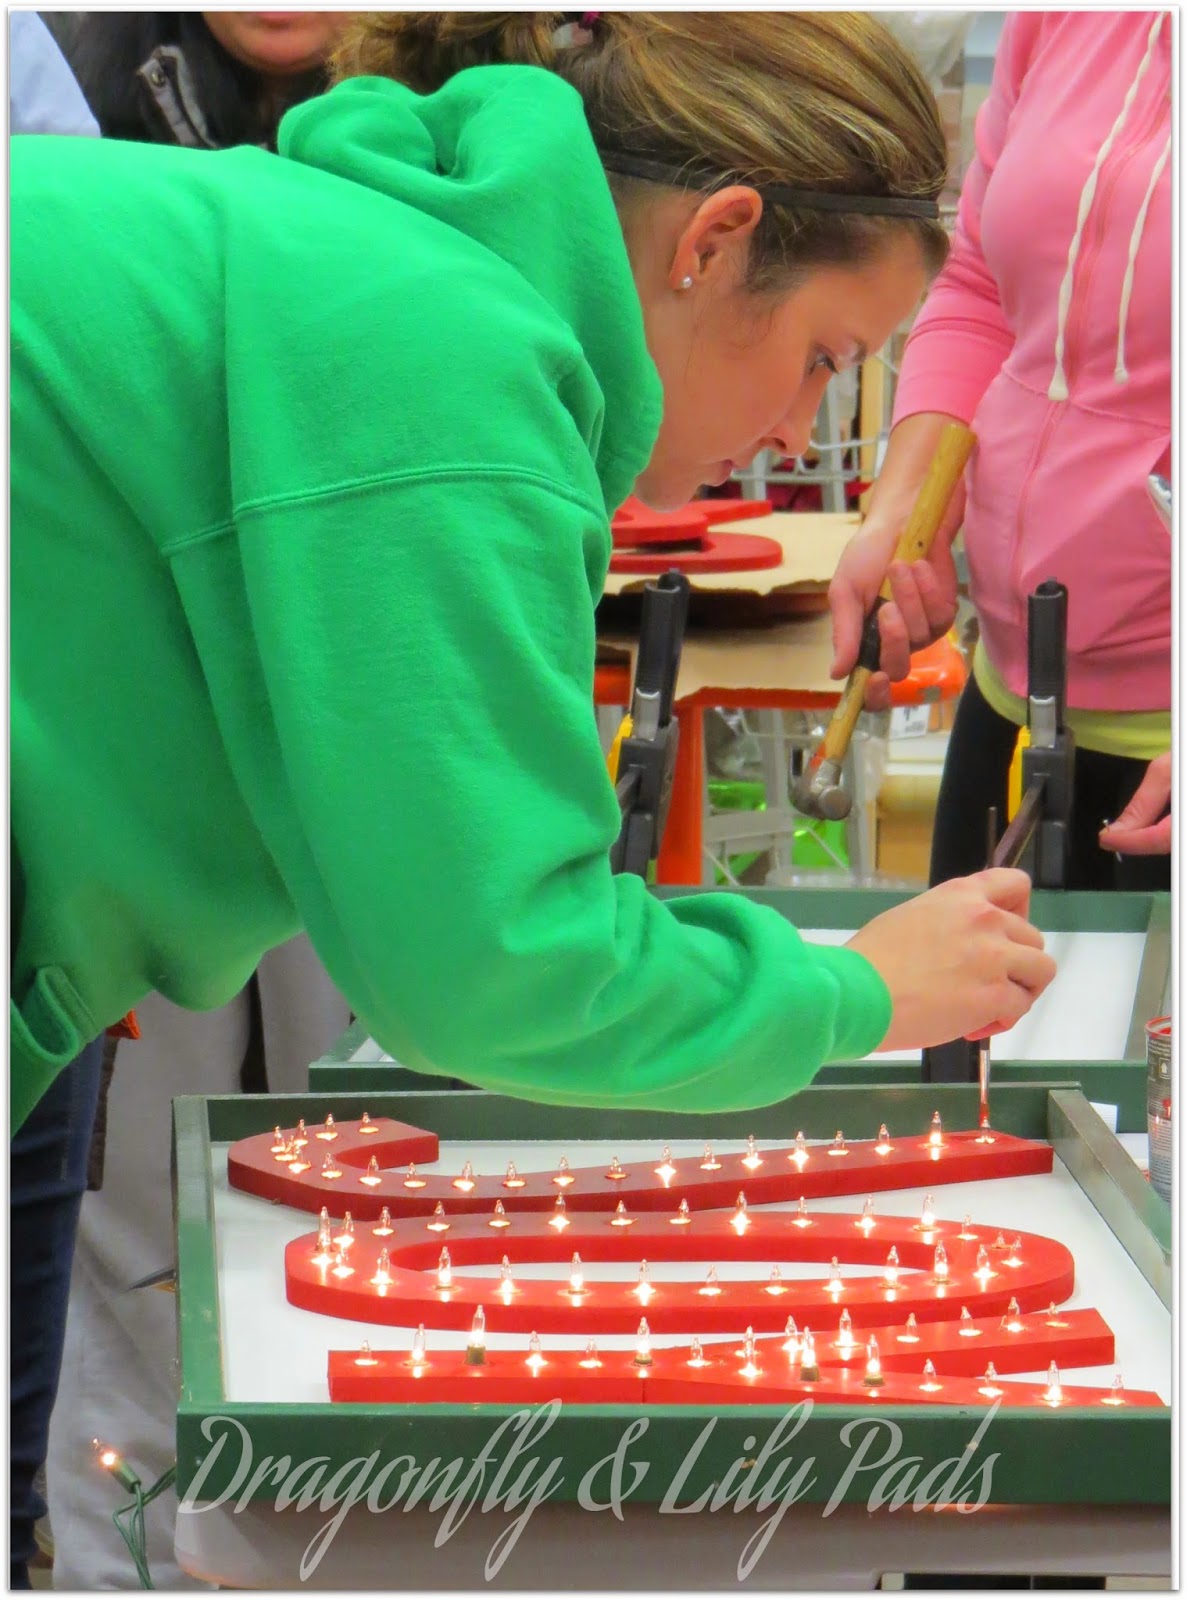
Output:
[{"xmin": 597, "ymin": 149, "xmax": 941, "ymax": 221}]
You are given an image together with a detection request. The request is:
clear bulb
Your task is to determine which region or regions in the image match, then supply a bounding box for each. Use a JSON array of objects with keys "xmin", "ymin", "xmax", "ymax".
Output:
[
  {"xmin": 884, "ymin": 1246, "xmax": 900, "ymax": 1286},
  {"xmin": 453, "ymin": 1160, "xmax": 476, "ymax": 1193},
  {"xmin": 919, "ymin": 1194, "xmax": 936, "ymax": 1230},
  {"xmin": 606, "ymin": 1156, "xmax": 627, "ymax": 1182},
  {"xmin": 792, "ymin": 1131, "xmax": 809, "ymax": 1167},
  {"xmin": 875, "ymin": 1124, "xmax": 892, "ymax": 1154},
  {"xmin": 634, "ymin": 1318, "xmax": 653, "ymax": 1365},
  {"xmin": 317, "ymin": 1113, "xmax": 336, "ymax": 1141},
  {"xmin": 548, "ymin": 1194, "xmax": 570, "ymax": 1231},
  {"xmin": 700, "ymin": 1143, "xmax": 721, "ymax": 1171},
  {"xmin": 731, "ymin": 1193, "xmax": 749, "ymax": 1232},
  {"xmin": 897, "ymin": 1313, "xmax": 920, "ymax": 1344},
  {"xmin": 358, "ymin": 1111, "xmax": 378, "ymax": 1134},
  {"xmin": 766, "ymin": 1265, "xmax": 784, "ymax": 1295},
  {"xmin": 489, "ymin": 1199, "xmax": 510, "ymax": 1229},
  {"xmin": 469, "ymin": 1306, "xmax": 486, "ymax": 1346},
  {"xmin": 920, "ymin": 1359, "xmax": 942, "ymax": 1393},
  {"xmin": 427, "ymin": 1201, "xmax": 450, "ymax": 1233},
  {"xmin": 503, "ymin": 1161, "xmax": 526, "ymax": 1189},
  {"xmin": 321, "ymin": 1151, "xmax": 343, "ymax": 1180},
  {"xmin": 409, "ymin": 1325, "xmax": 427, "ymax": 1368},
  {"xmin": 654, "ymin": 1147, "xmax": 677, "ymax": 1185},
  {"xmin": 828, "ymin": 1129, "xmax": 847, "ymax": 1156},
  {"xmin": 687, "ymin": 1337, "xmax": 708, "ymax": 1369},
  {"xmin": 700, "ymin": 1266, "xmax": 721, "ymax": 1297},
  {"xmin": 579, "ymin": 1339, "xmax": 602, "ymax": 1370},
  {"xmin": 436, "ymin": 1246, "xmax": 452, "ymax": 1289},
  {"xmin": 373, "ymin": 1206, "xmax": 394, "ymax": 1237},
  {"xmin": 553, "ymin": 1155, "xmax": 574, "ymax": 1188},
  {"xmin": 404, "ymin": 1162, "xmax": 426, "ymax": 1190},
  {"xmin": 671, "ymin": 1198, "xmax": 692, "ymax": 1226},
  {"xmin": 371, "ymin": 1248, "xmax": 394, "ymax": 1288},
  {"xmin": 837, "ymin": 1309, "xmax": 855, "ymax": 1351},
  {"xmin": 610, "ymin": 1199, "xmax": 633, "ymax": 1227},
  {"xmin": 927, "ymin": 1110, "xmax": 943, "ymax": 1148},
  {"xmin": 360, "ymin": 1154, "xmax": 382, "ymax": 1187},
  {"xmin": 933, "ymin": 1243, "xmax": 949, "ymax": 1281}
]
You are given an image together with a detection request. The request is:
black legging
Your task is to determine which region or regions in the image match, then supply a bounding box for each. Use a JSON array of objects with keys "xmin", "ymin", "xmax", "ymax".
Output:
[{"xmin": 930, "ymin": 673, "xmax": 1171, "ymax": 892}]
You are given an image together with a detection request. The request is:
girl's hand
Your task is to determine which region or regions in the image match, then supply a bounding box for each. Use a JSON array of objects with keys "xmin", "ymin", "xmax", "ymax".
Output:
[{"xmin": 1099, "ymin": 754, "xmax": 1172, "ymax": 856}]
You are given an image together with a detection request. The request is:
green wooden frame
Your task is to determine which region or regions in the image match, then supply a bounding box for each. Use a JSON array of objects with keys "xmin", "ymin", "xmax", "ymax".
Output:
[
  {"xmin": 174, "ymin": 1083, "xmax": 1170, "ymax": 1511},
  {"xmin": 309, "ymin": 890, "xmax": 1170, "ymax": 1131}
]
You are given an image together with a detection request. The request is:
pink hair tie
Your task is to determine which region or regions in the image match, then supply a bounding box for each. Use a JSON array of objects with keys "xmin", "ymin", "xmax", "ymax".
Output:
[{"xmin": 580, "ymin": 11, "xmax": 602, "ymax": 25}]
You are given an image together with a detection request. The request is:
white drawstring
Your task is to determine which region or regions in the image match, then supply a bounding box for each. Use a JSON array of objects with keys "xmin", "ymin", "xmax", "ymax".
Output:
[
  {"xmin": 1048, "ymin": 13, "xmax": 1164, "ymax": 402},
  {"xmin": 1115, "ymin": 130, "xmax": 1171, "ymax": 384}
]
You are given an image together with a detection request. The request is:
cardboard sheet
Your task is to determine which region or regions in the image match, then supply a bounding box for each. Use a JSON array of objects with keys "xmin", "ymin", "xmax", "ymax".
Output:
[
  {"xmin": 602, "ymin": 510, "xmax": 859, "ymax": 598},
  {"xmin": 597, "ymin": 612, "xmax": 839, "ymax": 702}
]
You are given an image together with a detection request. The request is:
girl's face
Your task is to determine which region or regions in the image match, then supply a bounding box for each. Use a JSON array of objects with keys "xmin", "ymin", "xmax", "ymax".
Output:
[
  {"xmin": 202, "ymin": 12, "xmax": 351, "ymax": 78},
  {"xmin": 632, "ymin": 192, "xmax": 929, "ymax": 510}
]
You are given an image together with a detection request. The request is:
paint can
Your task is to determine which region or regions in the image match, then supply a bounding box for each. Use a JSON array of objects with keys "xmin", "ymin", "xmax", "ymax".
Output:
[{"xmin": 1146, "ymin": 1016, "xmax": 1172, "ymax": 1204}]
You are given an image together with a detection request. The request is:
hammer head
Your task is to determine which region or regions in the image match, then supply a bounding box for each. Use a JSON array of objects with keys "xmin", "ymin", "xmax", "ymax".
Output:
[{"xmin": 791, "ymin": 759, "xmax": 852, "ymax": 822}]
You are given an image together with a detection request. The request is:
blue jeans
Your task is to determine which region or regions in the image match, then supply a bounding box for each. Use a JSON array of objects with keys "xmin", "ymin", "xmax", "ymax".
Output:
[{"xmin": 10, "ymin": 1039, "xmax": 104, "ymax": 1588}]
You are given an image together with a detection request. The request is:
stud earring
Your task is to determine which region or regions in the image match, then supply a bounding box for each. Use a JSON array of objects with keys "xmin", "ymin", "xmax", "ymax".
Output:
[{"xmin": 678, "ymin": 275, "xmax": 694, "ymax": 291}]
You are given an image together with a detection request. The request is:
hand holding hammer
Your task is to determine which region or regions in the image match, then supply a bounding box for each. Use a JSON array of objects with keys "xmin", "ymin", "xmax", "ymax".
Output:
[{"xmin": 792, "ymin": 421, "xmax": 977, "ymax": 822}]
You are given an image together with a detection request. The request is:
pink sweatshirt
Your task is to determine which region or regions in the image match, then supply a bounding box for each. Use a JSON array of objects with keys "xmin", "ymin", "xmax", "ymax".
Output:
[{"xmin": 894, "ymin": 11, "xmax": 1171, "ymax": 712}]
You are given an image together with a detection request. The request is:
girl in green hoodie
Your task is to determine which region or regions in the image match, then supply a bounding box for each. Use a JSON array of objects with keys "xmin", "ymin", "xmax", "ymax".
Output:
[{"xmin": 11, "ymin": 10, "xmax": 1055, "ymax": 1136}]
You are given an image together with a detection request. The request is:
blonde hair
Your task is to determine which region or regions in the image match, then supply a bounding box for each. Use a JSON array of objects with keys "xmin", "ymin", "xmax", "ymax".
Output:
[{"xmin": 332, "ymin": 12, "xmax": 949, "ymax": 287}]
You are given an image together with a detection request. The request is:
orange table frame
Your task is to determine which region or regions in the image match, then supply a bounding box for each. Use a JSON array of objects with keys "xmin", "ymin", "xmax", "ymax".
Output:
[{"xmin": 594, "ymin": 636, "xmax": 966, "ymax": 885}]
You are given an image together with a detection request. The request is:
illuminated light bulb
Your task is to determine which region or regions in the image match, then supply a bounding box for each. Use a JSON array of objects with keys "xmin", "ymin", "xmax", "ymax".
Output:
[
  {"xmin": 992, "ymin": 1232, "xmax": 1008, "ymax": 1251},
  {"xmin": 653, "ymin": 1147, "xmax": 678, "ymax": 1187},
  {"xmin": 606, "ymin": 1156, "xmax": 627, "ymax": 1182},
  {"xmin": 742, "ymin": 1134, "xmax": 763, "ymax": 1171},
  {"xmin": 959, "ymin": 1306, "xmax": 981, "ymax": 1337},
  {"xmin": 1004, "ymin": 1236, "xmax": 1024, "ymax": 1268},
  {"xmin": 919, "ymin": 1359, "xmax": 942, "ymax": 1394},
  {"xmin": 863, "ymin": 1336, "xmax": 885, "ymax": 1387},
  {"xmin": 633, "ymin": 1318, "xmax": 653, "ymax": 1367},
  {"xmin": 409, "ymin": 1325, "xmax": 427, "ymax": 1372},
  {"xmin": 426, "ymin": 1202, "xmax": 450, "ymax": 1234},
  {"xmin": 311, "ymin": 1214, "xmax": 335, "ymax": 1267},
  {"xmin": 875, "ymin": 1124, "xmax": 892, "ymax": 1155},
  {"xmin": 927, "ymin": 1110, "xmax": 944, "ymax": 1149},
  {"xmin": 699, "ymin": 1144, "xmax": 722, "ymax": 1172},
  {"xmin": 466, "ymin": 1305, "xmax": 487, "ymax": 1365},
  {"xmin": 270, "ymin": 1126, "xmax": 289, "ymax": 1155},
  {"xmin": 765, "ymin": 1266, "xmax": 785, "ymax": 1297},
  {"xmin": 609, "ymin": 1199, "xmax": 634, "ymax": 1228},
  {"xmin": 453, "ymin": 1160, "xmax": 476, "ymax": 1193},
  {"xmin": 525, "ymin": 1333, "xmax": 547, "ymax": 1376},
  {"xmin": 566, "ymin": 1252, "xmax": 586, "ymax": 1297},
  {"xmin": 1043, "ymin": 1362, "xmax": 1063, "ymax": 1406},
  {"xmin": 792, "ymin": 1196, "xmax": 811, "ymax": 1229},
  {"xmin": 791, "ymin": 1131, "xmax": 809, "ymax": 1169},
  {"xmin": 974, "ymin": 1245, "xmax": 994, "ymax": 1286},
  {"xmin": 403, "ymin": 1163, "xmax": 426, "ymax": 1190},
  {"xmin": 836, "ymin": 1309, "xmax": 856, "ymax": 1355},
  {"xmin": 634, "ymin": 1261, "xmax": 654, "ymax": 1304},
  {"xmin": 883, "ymin": 1247, "xmax": 900, "ymax": 1287},
  {"xmin": 331, "ymin": 1248, "xmax": 353, "ymax": 1280},
  {"xmin": 488, "ymin": 1200, "xmax": 511, "ymax": 1230},
  {"xmin": 917, "ymin": 1194, "xmax": 936, "ymax": 1232},
  {"xmin": 857, "ymin": 1197, "xmax": 876, "ymax": 1235},
  {"xmin": 799, "ymin": 1329, "xmax": 820, "ymax": 1382},
  {"xmin": 552, "ymin": 1155, "xmax": 574, "ymax": 1189},
  {"xmin": 897, "ymin": 1313, "xmax": 920, "ymax": 1344},
  {"xmin": 1102, "ymin": 1374, "xmax": 1126, "ymax": 1407},
  {"xmin": 978, "ymin": 1362, "xmax": 1004, "ymax": 1399},
  {"xmin": 958, "ymin": 1214, "xmax": 976, "ymax": 1240},
  {"xmin": 730, "ymin": 1193, "xmax": 750, "ymax": 1234},
  {"xmin": 503, "ymin": 1162, "xmax": 526, "ymax": 1190},
  {"xmin": 373, "ymin": 1206, "xmax": 394, "ymax": 1238},
  {"xmin": 739, "ymin": 1329, "xmax": 761, "ymax": 1380},
  {"xmin": 293, "ymin": 1119, "xmax": 309, "ymax": 1148},
  {"xmin": 360, "ymin": 1155, "xmax": 383, "ymax": 1188},
  {"xmin": 670, "ymin": 1199, "xmax": 692, "ymax": 1227},
  {"xmin": 1044, "ymin": 1302, "xmax": 1069, "ymax": 1329},
  {"xmin": 321, "ymin": 1151, "xmax": 343, "ymax": 1180},
  {"xmin": 316, "ymin": 1114, "xmax": 337, "ymax": 1142},
  {"xmin": 699, "ymin": 1266, "xmax": 722, "ymax": 1297},
  {"xmin": 354, "ymin": 1340, "xmax": 378, "ymax": 1368},
  {"xmin": 333, "ymin": 1213, "xmax": 355, "ymax": 1250},
  {"xmin": 826, "ymin": 1257, "xmax": 844, "ymax": 1295},
  {"xmin": 358, "ymin": 1111, "xmax": 378, "ymax": 1135},
  {"xmin": 1001, "ymin": 1297, "xmax": 1024, "ymax": 1334},
  {"xmin": 933, "ymin": 1243, "xmax": 949, "ymax": 1283},
  {"xmin": 686, "ymin": 1338, "xmax": 709, "ymax": 1369},
  {"xmin": 579, "ymin": 1339, "xmax": 602, "ymax": 1371},
  {"xmin": 370, "ymin": 1248, "xmax": 393, "ymax": 1288},
  {"xmin": 781, "ymin": 1317, "xmax": 800, "ymax": 1359},
  {"xmin": 499, "ymin": 1256, "xmax": 515, "ymax": 1303},
  {"xmin": 548, "ymin": 1195, "xmax": 571, "ymax": 1232},
  {"xmin": 436, "ymin": 1247, "xmax": 453, "ymax": 1290},
  {"xmin": 287, "ymin": 1155, "xmax": 312, "ymax": 1174},
  {"xmin": 827, "ymin": 1130, "xmax": 848, "ymax": 1157}
]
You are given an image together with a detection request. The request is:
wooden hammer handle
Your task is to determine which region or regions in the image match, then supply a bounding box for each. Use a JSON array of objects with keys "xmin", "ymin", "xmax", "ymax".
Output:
[{"xmin": 816, "ymin": 421, "xmax": 977, "ymax": 767}]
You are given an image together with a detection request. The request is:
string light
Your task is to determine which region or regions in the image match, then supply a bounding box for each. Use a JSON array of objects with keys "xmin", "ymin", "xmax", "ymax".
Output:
[
  {"xmin": 466, "ymin": 1306, "xmax": 486, "ymax": 1365},
  {"xmin": 311, "ymin": 1212, "xmax": 335, "ymax": 1268},
  {"xmin": 742, "ymin": 1134, "xmax": 763, "ymax": 1171},
  {"xmin": 959, "ymin": 1307, "xmax": 981, "ymax": 1337},
  {"xmin": 552, "ymin": 1156, "xmax": 574, "ymax": 1189},
  {"xmin": 292, "ymin": 1119, "xmax": 309, "ymax": 1148},
  {"xmin": 687, "ymin": 1337, "xmax": 709, "ymax": 1369},
  {"xmin": 92, "ymin": 1439, "xmax": 142, "ymax": 1496},
  {"xmin": 499, "ymin": 1256, "xmax": 515, "ymax": 1304},
  {"xmin": 917, "ymin": 1194, "xmax": 936, "ymax": 1232},
  {"xmin": 503, "ymin": 1161, "xmax": 526, "ymax": 1190},
  {"xmin": 287, "ymin": 1153, "xmax": 312, "ymax": 1175},
  {"xmin": 333, "ymin": 1213, "xmax": 354, "ymax": 1250},
  {"xmin": 331, "ymin": 1248, "xmax": 353, "ymax": 1280},
  {"xmin": 992, "ymin": 1232, "xmax": 1008, "ymax": 1251},
  {"xmin": 1102, "ymin": 1374, "xmax": 1126, "ymax": 1407},
  {"xmin": 488, "ymin": 1200, "xmax": 511, "ymax": 1229},
  {"xmin": 360, "ymin": 1156, "xmax": 383, "ymax": 1188},
  {"xmin": 654, "ymin": 1147, "xmax": 678, "ymax": 1186},
  {"xmin": 609, "ymin": 1199, "xmax": 634, "ymax": 1228},
  {"xmin": 863, "ymin": 1335, "xmax": 884, "ymax": 1387},
  {"xmin": 828, "ymin": 1130, "xmax": 848, "ymax": 1157},
  {"xmin": 316, "ymin": 1114, "xmax": 337, "ymax": 1142},
  {"xmin": 927, "ymin": 1111, "xmax": 944, "ymax": 1150},
  {"xmin": 526, "ymin": 1333, "xmax": 547, "ymax": 1375},
  {"xmin": 974, "ymin": 1245, "xmax": 994, "ymax": 1286},
  {"xmin": 567, "ymin": 1252, "xmax": 586, "ymax": 1298},
  {"xmin": 452, "ymin": 1161, "xmax": 476, "ymax": 1193},
  {"xmin": 321, "ymin": 1151, "xmax": 343, "ymax": 1180},
  {"xmin": 409, "ymin": 1325, "xmax": 427, "ymax": 1373},
  {"xmin": 1044, "ymin": 1302, "xmax": 1069, "ymax": 1328},
  {"xmin": 799, "ymin": 1330, "xmax": 820, "ymax": 1382},
  {"xmin": 354, "ymin": 1340, "xmax": 378, "ymax": 1367},
  {"xmin": 791, "ymin": 1132, "xmax": 809, "ymax": 1170},
  {"xmin": 373, "ymin": 1206, "xmax": 394, "ymax": 1237},
  {"xmin": 1043, "ymin": 1362, "xmax": 1063, "ymax": 1406},
  {"xmin": 957, "ymin": 1213, "xmax": 977, "ymax": 1240},
  {"xmin": 1004, "ymin": 1236, "xmax": 1024, "ymax": 1268},
  {"xmin": 781, "ymin": 1317, "xmax": 800, "ymax": 1359},
  {"xmin": 606, "ymin": 1157, "xmax": 627, "ymax": 1182},
  {"xmin": 370, "ymin": 1248, "xmax": 392, "ymax": 1288},
  {"xmin": 792, "ymin": 1196, "xmax": 811, "ymax": 1229},
  {"xmin": 977, "ymin": 1362, "xmax": 1003, "ymax": 1399},
  {"xmin": 765, "ymin": 1266, "xmax": 785, "ymax": 1296},
  {"xmin": 634, "ymin": 1261, "xmax": 654, "ymax": 1304},
  {"xmin": 426, "ymin": 1202, "xmax": 450, "ymax": 1234},
  {"xmin": 633, "ymin": 1318, "xmax": 653, "ymax": 1367},
  {"xmin": 1001, "ymin": 1297, "xmax": 1024, "ymax": 1333},
  {"xmin": 700, "ymin": 1144, "xmax": 722, "ymax": 1172},
  {"xmin": 358, "ymin": 1112, "xmax": 378, "ymax": 1135},
  {"xmin": 739, "ymin": 1328, "xmax": 761, "ymax": 1380},
  {"xmin": 826, "ymin": 1257, "xmax": 844, "ymax": 1295},
  {"xmin": 403, "ymin": 1162, "xmax": 426, "ymax": 1190},
  {"xmin": 933, "ymin": 1243, "xmax": 949, "ymax": 1283},
  {"xmin": 874, "ymin": 1124, "xmax": 892, "ymax": 1155},
  {"xmin": 270, "ymin": 1126, "xmax": 289, "ymax": 1156},
  {"xmin": 730, "ymin": 1193, "xmax": 750, "ymax": 1234},
  {"xmin": 897, "ymin": 1313, "xmax": 920, "ymax": 1344},
  {"xmin": 579, "ymin": 1339, "xmax": 602, "ymax": 1370},
  {"xmin": 436, "ymin": 1246, "xmax": 452, "ymax": 1290},
  {"xmin": 699, "ymin": 1266, "xmax": 722, "ymax": 1297},
  {"xmin": 548, "ymin": 1195, "xmax": 571, "ymax": 1232},
  {"xmin": 919, "ymin": 1359, "xmax": 942, "ymax": 1393},
  {"xmin": 670, "ymin": 1199, "xmax": 692, "ymax": 1227},
  {"xmin": 883, "ymin": 1247, "xmax": 900, "ymax": 1287},
  {"xmin": 836, "ymin": 1309, "xmax": 856, "ymax": 1356},
  {"xmin": 857, "ymin": 1198, "xmax": 876, "ymax": 1235}
]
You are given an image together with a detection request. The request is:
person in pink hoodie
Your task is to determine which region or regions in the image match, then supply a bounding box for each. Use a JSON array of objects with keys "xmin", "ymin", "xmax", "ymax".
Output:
[{"xmin": 830, "ymin": 10, "xmax": 1171, "ymax": 890}]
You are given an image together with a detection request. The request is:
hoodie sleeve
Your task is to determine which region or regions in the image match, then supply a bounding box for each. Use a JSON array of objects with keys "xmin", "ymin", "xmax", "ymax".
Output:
[
  {"xmin": 893, "ymin": 14, "xmax": 1046, "ymax": 426},
  {"xmin": 218, "ymin": 471, "xmax": 891, "ymax": 1113}
]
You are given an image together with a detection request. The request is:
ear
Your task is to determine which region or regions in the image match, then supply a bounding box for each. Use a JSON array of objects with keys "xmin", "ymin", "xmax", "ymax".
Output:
[{"xmin": 668, "ymin": 186, "xmax": 764, "ymax": 293}]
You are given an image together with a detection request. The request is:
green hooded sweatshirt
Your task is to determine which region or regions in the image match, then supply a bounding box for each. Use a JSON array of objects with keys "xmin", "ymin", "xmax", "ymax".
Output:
[{"xmin": 10, "ymin": 67, "xmax": 890, "ymax": 1132}]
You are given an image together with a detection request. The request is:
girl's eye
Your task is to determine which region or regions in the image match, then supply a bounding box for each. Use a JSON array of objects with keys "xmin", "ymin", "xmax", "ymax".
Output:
[{"xmin": 809, "ymin": 350, "xmax": 839, "ymax": 377}]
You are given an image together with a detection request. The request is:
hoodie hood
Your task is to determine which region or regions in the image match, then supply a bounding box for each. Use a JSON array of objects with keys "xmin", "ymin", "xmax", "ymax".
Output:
[{"xmin": 278, "ymin": 66, "xmax": 663, "ymax": 513}]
